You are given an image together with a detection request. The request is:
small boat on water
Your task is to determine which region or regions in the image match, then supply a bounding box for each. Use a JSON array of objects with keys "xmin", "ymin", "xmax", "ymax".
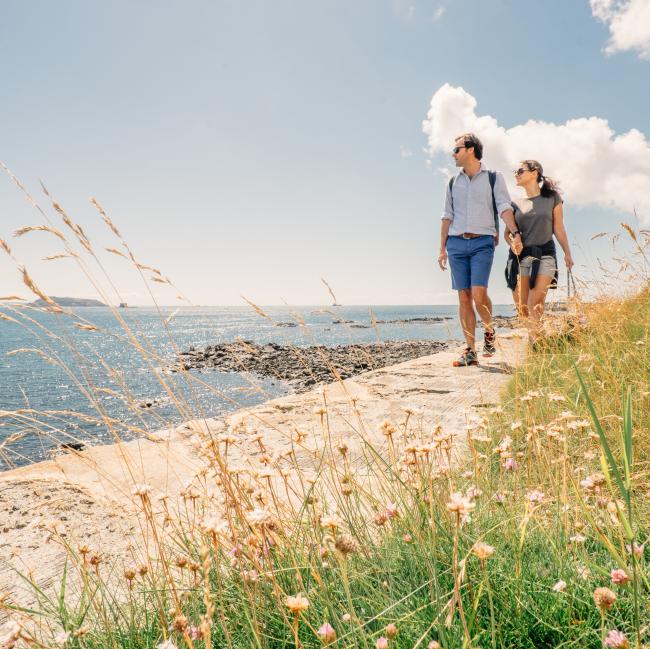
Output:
[{"xmin": 119, "ymin": 302, "xmax": 128, "ymax": 308}]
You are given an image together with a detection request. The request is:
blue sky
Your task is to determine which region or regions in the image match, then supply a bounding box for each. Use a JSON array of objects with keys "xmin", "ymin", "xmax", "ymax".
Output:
[{"xmin": 1, "ymin": 0, "xmax": 649, "ymax": 305}]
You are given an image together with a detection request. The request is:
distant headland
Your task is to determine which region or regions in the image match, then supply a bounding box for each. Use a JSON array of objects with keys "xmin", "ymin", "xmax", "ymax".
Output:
[{"xmin": 30, "ymin": 296, "xmax": 107, "ymax": 307}]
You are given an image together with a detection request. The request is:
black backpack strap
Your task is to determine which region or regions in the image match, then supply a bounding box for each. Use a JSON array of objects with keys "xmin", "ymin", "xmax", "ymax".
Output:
[
  {"xmin": 488, "ymin": 171, "xmax": 498, "ymax": 232},
  {"xmin": 448, "ymin": 176, "xmax": 455, "ymax": 215}
]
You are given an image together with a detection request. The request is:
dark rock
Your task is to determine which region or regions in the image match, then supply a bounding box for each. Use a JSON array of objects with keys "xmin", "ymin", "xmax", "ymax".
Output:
[
  {"xmin": 170, "ymin": 338, "xmax": 452, "ymax": 393},
  {"xmin": 60, "ymin": 442, "xmax": 85, "ymax": 452}
]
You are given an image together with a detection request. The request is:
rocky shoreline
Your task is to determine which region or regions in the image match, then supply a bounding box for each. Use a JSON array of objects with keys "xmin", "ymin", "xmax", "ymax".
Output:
[{"xmin": 172, "ymin": 339, "xmax": 453, "ymax": 392}]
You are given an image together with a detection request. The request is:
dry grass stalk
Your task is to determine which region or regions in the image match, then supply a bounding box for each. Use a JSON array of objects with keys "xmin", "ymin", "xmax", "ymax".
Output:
[
  {"xmin": 321, "ymin": 277, "xmax": 338, "ymax": 305},
  {"xmin": 163, "ymin": 309, "xmax": 179, "ymax": 326},
  {"xmin": 43, "ymin": 254, "xmax": 73, "ymax": 261},
  {"xmin": 73, "ymin": 322, "xmax": 99, "ymax": 331},
  {"xmin": 241, "ymin": 296, "xmax": 276, "ymax": 325},
  {"xmin": 105, "ymin": 247, "xmax": 129, "ymax": 259},
  {"xmin": 90, "ymin": 196, "xmax": 122, "ymax": 238},
  {"xmin": 137, "ymin": 263, "xmax": 163, "ymax": 274},
  {"xmin": 40, "ymin": 182, "xmax": 92, "ymax": 253},
  {"xmin": 19, "ymin": 267, "xmax": 62, "ymax": 313},
  {"xmin": 13, "ymin": 225, "xmax": 67, "ymax": 241}
]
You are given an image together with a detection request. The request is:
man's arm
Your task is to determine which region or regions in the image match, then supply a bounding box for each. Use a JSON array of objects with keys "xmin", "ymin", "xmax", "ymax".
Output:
[
  {"xmin": 438, "ymin": 179, "xmax": 454, "ymax": 269},
  {"xmin": 438, "ymin": 219, "xmax": 451, "ymax": 270},
  {"xmin": 500, "ymin": 208, "xmax": 522, "ymax": 254},
  {"xmin": 494, "ymin": 174, "xmax": 522, "ymax": 253}
]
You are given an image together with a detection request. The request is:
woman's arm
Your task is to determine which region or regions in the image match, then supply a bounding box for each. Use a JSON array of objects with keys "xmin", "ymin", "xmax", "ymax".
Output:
[{"xmin": 552, "ymin": 203, "xmax": 574, "ymax": 270}]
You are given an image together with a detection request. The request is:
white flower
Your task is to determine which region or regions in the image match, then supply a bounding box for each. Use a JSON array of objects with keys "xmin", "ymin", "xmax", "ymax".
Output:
[
  {"xmin": 385, "ymin": 502, "xmax": 399, "ymax": 518},
  {"xmin": 131, "ymin": 483, "xmax": 152, "ymax": 497},
  {"xmin": 200, "ymin": 515, "xmax": 229, "ymax": 535},
  {"xmin": 156, "ymin": 641, "xmax": 179, "ymax": 649},
  {"xmin": 55, "ymin": 631, "xmax": 71, "ymax": 646},
  {"xmin": 553, "ymin": 580, "xmax": 567, "ymax": 592},
  {"xmin": 0, "ymin": 620, "xmax": 21, "ymax": 644},
  {"xmin": 320, "ymin": 514, "xmax": 343, "ymax": 530},
  {"xmin": 446, "ymin": 492, "xmax": 475, "ymax": 515},
  {"xmin": 246, "ymin": 508, "xmax": 272, "ymax": 526},
  {"xmin": 526, "ymin": 490, "xmax": 545, "ymax": 504}
]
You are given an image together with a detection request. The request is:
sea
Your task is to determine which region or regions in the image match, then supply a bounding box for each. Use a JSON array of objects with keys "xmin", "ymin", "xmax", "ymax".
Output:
[{"xmin": 0, "ymin": 304, "xmax": 514, "ymax": 469}]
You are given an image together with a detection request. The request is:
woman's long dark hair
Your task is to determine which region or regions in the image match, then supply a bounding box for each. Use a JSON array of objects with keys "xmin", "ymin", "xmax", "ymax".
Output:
[{"xmin": 522, "ymin": 159, "xmax": 560, "ymax": 198}]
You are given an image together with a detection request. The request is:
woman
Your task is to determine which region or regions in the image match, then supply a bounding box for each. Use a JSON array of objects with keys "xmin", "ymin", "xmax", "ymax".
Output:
[{"xmin": 505, "ymin": 160, "xmax": 573, "ymax": 341}]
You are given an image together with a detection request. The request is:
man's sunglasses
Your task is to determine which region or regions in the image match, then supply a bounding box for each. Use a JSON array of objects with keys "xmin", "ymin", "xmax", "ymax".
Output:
[{"xmin": 452, "ymin": 145, "xmax": 466, "ymax": 154}]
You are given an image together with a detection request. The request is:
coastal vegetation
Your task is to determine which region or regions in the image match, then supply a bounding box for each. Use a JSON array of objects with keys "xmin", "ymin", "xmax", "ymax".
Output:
[
  {"xmin": 28, "ymin": 297, "xmax": 107, "ymax": 308},
  {"xmin": 1, "ymin": 174, "xmax": 649, "ymax": 648}
]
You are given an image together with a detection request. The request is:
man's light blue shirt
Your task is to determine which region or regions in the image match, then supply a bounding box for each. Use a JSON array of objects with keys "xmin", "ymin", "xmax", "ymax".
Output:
[{"xmin": 442, "ymin": 162, "xmax": 512, "ymax": 236}]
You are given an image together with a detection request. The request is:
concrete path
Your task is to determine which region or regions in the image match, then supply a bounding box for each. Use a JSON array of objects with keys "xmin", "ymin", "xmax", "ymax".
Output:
[{"xmin": 0, "ymin": 331, "xmax": 527, "ymax": 611}]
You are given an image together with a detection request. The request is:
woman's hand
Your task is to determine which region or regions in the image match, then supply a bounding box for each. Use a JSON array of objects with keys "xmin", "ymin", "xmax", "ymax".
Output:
[
  {"xmin": 565, "ymin": 253, "xmax": 574, "ymax": 271},
  {"xmin": 508, "ymin": 232, "xmax": 523, "ymax": 255}
]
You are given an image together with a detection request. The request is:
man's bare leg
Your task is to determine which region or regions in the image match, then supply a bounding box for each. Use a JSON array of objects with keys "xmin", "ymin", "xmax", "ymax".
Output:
[
  {"xmin": 458, "ymin": 288, "xmax": 476, "ymax": 350},
  {"xmin": 472, "ymin": 286, "xmax": 493, "ymax": 332}
]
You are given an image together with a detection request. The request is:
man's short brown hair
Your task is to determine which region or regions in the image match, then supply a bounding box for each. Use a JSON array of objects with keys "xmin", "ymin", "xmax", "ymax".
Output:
[{"xmin": 455, "ymin": 133, "xmax": 483, "ymax": 160}]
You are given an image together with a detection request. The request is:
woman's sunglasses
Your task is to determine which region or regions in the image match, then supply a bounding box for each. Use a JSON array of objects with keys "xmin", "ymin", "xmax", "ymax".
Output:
[{"xmin": 514, "ymin": 167, "xmax": 530, "ymax": 176}]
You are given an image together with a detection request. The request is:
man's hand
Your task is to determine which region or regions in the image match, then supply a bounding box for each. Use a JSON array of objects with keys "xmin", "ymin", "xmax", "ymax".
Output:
[{"xmin": 438, "ymin": 249, "xmax": 448, "ymax": 270}]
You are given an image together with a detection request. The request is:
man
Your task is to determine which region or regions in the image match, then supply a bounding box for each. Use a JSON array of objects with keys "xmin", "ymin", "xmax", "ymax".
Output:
[{"xmin": 438, "ymin": 133, "xmax": 523, "ymax": 366}]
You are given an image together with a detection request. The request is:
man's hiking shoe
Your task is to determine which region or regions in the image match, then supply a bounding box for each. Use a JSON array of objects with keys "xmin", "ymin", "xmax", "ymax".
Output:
[
  {"xmin": 483, "ymin": 330, "xmax": 496, "ymax": 357},
  {"xmin": 452, "ymin": 347, "xmax": 478, "ymax": 367}
]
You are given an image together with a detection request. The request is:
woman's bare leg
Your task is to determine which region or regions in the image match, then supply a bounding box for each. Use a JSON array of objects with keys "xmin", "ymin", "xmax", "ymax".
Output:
[
  {"xmin": 512, "ymin": 276, "xmax": 530, "ymax": 319},
  {"xmin": 527, "ymin": 275, "xmax": 554, "ymax": 342}
]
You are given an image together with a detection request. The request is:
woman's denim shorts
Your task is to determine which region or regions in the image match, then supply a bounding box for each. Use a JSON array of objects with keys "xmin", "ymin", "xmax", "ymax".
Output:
[
  {"xmin": 519, "ymin": 255, "xmax": 557, "ymax": 278},
  {"xmin": 446, "ymin": 235, "xmax": 495, "ymax": 291}
]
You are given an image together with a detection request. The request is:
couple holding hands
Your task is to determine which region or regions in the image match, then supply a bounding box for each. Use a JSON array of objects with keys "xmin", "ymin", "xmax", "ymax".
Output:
[{"xmin": 438, "ymin": 132, "xmax": 573, "ymax": 366}]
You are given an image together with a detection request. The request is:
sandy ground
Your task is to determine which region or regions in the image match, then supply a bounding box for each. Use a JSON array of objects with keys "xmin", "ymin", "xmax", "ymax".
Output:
[{"xmin": 0, "ymin": 332, "xmax": 527, "ymax": 613}]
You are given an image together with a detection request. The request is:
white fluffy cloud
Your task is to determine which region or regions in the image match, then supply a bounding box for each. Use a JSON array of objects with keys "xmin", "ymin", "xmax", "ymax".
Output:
[
  {"xmin": 422, "ymin": 83, "xmax": 650, "ymax": 220},
  {"xmin": 590, "ymin": 0, "xmax": 650, "ymax": 59}
]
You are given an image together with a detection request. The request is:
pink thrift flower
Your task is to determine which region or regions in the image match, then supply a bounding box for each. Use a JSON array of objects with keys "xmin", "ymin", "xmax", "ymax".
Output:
[
  {"xmin": 376, "ymin": 637, "xmax": 389, "ymax": 649},
  {"xmin": 385, "ymin": 503, "xmax": 399, "ymax": 518},
  {"xmin": 611, "ymin": 568, "xmax": 630, "ymax": 585},
  {"xmin": 189, "ymin": 626, "xmax": 203, "ymax": 640},
  {"xmin": 317, "ymin": 622, "xmax": 336, "ymax": 644},
  {"xmin": 626, "ymin": 542, "xmax": 644, "ymax": 559},
  {"xmin": 605, "ymin": 629, "xmax": 629, "ymax": 648},
  {"xmin": 503, "ymin": 457, "xmax": 518, "ymax": 471},
  {"xmin": 526, "ymin": 490, "xmax": 545, "ymax": 504}
]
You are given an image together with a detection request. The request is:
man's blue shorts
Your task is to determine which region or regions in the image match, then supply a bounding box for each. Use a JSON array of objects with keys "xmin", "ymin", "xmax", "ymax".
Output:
[{"xmin": 446, "ymin": 235, "xmax": 495, "ymax": 291}]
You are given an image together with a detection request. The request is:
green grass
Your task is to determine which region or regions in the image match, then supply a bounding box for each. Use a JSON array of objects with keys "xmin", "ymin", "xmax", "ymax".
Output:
[{"xmin": 2, "ymin": 195, "xmax": 650, "ymax": 648}]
